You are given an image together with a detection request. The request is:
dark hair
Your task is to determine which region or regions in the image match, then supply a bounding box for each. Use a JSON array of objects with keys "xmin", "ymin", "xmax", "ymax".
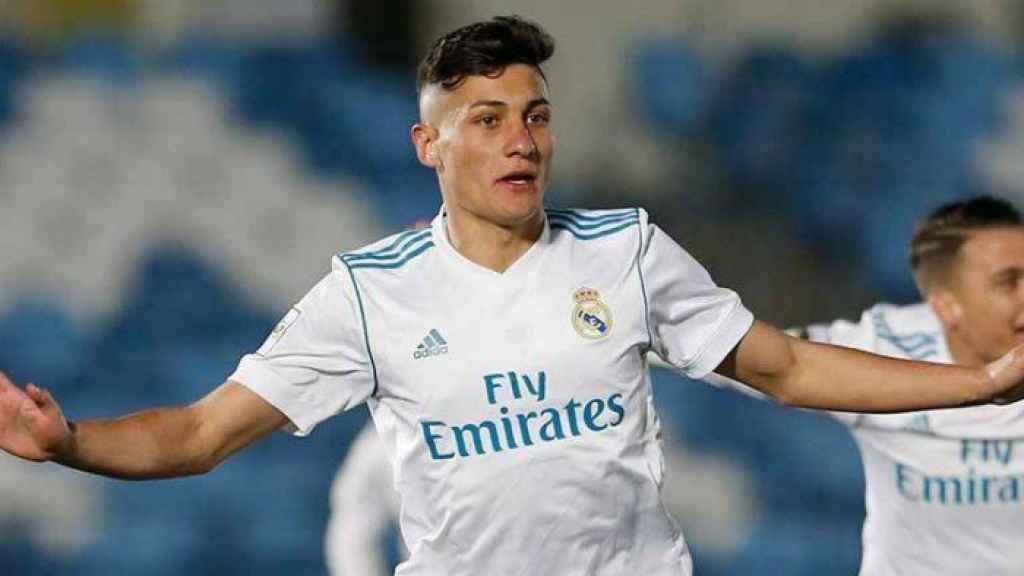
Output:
[
  {"xmin": 910, "ymin": 196, "xmax": 1022, "ymax": 292},
  {"xmin": 416, "ymin": 16, "xmax": 555, "ymax": 93}
]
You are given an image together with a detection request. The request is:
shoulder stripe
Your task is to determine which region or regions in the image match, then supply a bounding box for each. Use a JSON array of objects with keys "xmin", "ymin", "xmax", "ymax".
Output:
[
  {"xmin": 342, "ymin": 230, "xmax": 432, "ymax": 263},
  {"xmin": 375, "ymin": 227, "xmax": 424, "ymax": 253},
  {"xmin": 347, "ymin": 241, "xmax": 435, "ymax": 270},
  {"xmin": 870, "ymin": 309, "xmax": 939, "ymax": 360},
  {"xmin": 340, "ymin": 228, "xmax": 421, "ymax": 260},
  {"xmin": 546, "ymin": 208, "xmax": 635, "ymax": 223},
  {"xmin": 550, "ymin": 218, "xmax": 638, "ymax": 240},
  {"xmin": 548, "ymin": 211, "xmax": 637, "ymax": 230},
  {"xmin": 338, "ymin": 258, "xmax": 380, "ymax": 397}
]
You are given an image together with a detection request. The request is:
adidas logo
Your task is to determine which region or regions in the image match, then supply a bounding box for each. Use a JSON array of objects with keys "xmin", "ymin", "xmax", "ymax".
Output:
[{"xmin": 413, "ymin": 329, "xmax": 449, "ymax": 360}]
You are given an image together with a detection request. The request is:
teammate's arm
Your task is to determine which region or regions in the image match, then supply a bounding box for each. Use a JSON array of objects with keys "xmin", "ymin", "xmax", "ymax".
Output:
[
  {"xmin": 716, "ymin": 320, "xmax": 1024, "ymax": 412},
  {"xmin": 0, "ymin": 371, "xmax": 286, "ymax": 479}
]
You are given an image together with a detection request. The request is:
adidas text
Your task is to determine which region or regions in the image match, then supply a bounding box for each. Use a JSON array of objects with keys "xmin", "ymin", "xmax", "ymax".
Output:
[{"xmin": 414, "ymin": 345, "xmax": 449, "ymax": 359}]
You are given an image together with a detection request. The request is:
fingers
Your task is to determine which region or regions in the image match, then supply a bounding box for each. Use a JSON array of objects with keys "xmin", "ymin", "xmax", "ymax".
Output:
[
  {"xmin": 25, "ymin": 384, "xmax": 54, "ymax": 408},
  {"xmin": 987, "ymin": 347, "xmax": 1019, "ymax": 382},
  {"xmin": 987, "ymin": 345, "xmax": 1024, "ymax": 404},
  {"xmin": 25, "ymin": 383, "xmax": 43, "ymax": 401},
  {"xmin": 0, "ymin": 372, "xmax": 30, "ymax": 410}
]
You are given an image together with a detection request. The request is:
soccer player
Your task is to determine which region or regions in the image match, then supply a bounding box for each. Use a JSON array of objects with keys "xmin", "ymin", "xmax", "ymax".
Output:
[
  {"xmin": 794, "ymin": 196, "xmax": 1024, "ymax": 575},
  {"xmin": 3, "ymin": 16, "xmax": 1024, "ymax": 575},
  {"xmin": 325, "ymin": 422, "xmax": 402, "ymax": 576}
]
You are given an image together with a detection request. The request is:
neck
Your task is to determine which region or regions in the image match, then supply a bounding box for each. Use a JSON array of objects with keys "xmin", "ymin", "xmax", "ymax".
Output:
[{"xmin": 445, "ymin": 208, "xmax": 544, "ymax": 273}]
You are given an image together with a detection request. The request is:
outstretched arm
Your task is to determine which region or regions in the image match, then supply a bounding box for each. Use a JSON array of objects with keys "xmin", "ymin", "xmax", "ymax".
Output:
[
  {"xmin": 716, "ymin": 321, "xmax": 1024, "ymax": 412},
  {"xmin": 0, "ymin": 371, "xmax": 287, "ymax": 479}
]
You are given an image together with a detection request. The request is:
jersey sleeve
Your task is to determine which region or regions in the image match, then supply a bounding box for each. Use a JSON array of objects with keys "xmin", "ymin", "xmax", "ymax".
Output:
[
  {"xmin": 229, "ymin": 260, "xmax": 375, "ymax": 436},
  {"xmin": 641, "ymin": 215, "xmax": 754, "ymax": 379}
]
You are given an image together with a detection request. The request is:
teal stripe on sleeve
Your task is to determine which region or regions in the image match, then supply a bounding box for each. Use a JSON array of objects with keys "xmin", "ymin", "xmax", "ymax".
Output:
[
  {"xmin": 347, "ymin": 241, "xmax": 435, "ymax": 269},
  {"xmin": 547, "ymin": 212, "xmax": 637, "ymax": 230},
  {"xmin": 343, "ymin": 230, "xmax": 432, "ymax": 263},
  {"xmin": 337, "ymin": 228, "xmax": 419, "ymax": 260},
  {"xmin": 546, "ymin": 208, "xmax": 635, "ymax": 224},
  {"xmin": 339, "ymin": 259, "xmax": 380, "ymax": 397},
  {"xmin": 549, "ymin": 218, "xmax": 638, "ymax": 240}
]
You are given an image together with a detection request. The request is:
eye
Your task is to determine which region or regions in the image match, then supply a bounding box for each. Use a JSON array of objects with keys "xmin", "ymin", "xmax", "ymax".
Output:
[
  {"xmin": 995, "ymin": 274, "xmax": 1020, "ymax": 291},
  {"xmin": 476, "ymin": 114, "xmax": 499, "ymax": 128},
  {"xmin": 527, "ymin": 111, "xmax": 550, "ymax": 126}
]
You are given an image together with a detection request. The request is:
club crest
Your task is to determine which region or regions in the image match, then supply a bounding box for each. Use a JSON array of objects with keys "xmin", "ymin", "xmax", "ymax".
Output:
[{"xmin": 572, "ymin": 287, "xmax": 613, "ymax": 340}]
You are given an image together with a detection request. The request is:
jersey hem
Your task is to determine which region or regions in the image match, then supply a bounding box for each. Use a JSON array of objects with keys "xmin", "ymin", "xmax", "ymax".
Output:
[
  {"xmin": 684, "ymin": 301, "xmax": 755, "ymax": 378},
  {"xmin": 229, "ymin": 355, "xmax": 320, "ymax": 437}
]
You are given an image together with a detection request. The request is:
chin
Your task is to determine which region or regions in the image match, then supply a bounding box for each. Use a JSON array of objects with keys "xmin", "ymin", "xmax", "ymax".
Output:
[{"xmin": 497, "ymin": 199, "xmax": 542, "ymax": 222}]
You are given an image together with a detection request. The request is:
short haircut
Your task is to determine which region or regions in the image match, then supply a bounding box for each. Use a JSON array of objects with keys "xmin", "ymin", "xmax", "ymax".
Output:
[
  {"xmin": 416, "ymin": 15, "xmax": 555, "ymax": 94},
  {"xmin": 910, "ymin": 196, "xmax": 1023, "ymax": 293}
]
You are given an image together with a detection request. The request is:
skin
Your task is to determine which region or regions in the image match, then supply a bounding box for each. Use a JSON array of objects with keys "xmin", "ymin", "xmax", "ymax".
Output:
[
  {"xmin": 929, "ymin": 227, "xmax": 1024, "ymax": 367},
  {"xmin": 2, "ymin": 63, "xmax": 1024, "ymax": 480},
  {"xmin": 412, "ymin": 64, "xmax": 553, "ymax": 273}
]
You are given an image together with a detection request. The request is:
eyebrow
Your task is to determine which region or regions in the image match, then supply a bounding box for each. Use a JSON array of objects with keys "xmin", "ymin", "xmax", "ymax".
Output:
[
  {"xmin": 467, "ymin": 97, "xmax": 552, "ymax": 111},
  {"xmin": 992, "ymin": 267, "xmax": 1024, "ymax": 280}
]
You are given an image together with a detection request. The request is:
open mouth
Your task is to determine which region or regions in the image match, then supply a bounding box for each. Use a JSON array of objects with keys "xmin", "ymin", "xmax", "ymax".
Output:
[{"xmin": 498, "ymin": 171, "xmax": 537, "ymax": 186}]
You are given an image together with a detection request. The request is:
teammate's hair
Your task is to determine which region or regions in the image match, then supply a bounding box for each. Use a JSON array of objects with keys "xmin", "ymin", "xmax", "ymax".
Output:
[
  {"xmin": 416, "ymin": 16, "xmax": 554, "ymax": 94},
  {"xmin": 910, "ymin": 196, "xmax": 1022, "ymax": 293}
]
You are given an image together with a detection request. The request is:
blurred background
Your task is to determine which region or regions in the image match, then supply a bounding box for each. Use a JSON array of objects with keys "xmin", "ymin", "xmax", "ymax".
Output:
[{"xmin": 2, "ymin": 0, "xmax": 1024, "ymax": 574}]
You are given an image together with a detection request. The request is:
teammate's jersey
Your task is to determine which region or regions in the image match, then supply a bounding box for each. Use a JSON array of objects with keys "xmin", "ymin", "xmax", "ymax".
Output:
[
  {"xmin": 325, "ymin": 423, "xmax": 402, "ymax": 576},
  {"xmin": 230, "ymin": 207, "xmax": 753, "ymax": 575},
  {"xmin": 806, "ymin": 303, "xmax": 1024, "ymax": 576}
]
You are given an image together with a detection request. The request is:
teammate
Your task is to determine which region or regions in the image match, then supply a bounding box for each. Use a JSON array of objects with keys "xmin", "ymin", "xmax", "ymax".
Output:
[
  {"xmin": 325, "ymin": 423, "xmax": 402, "ymax": 576},
  {"xmin": 3, "ymin": 16, "xmax": 1024, "ymax": 575},
  {"xmin": 796, "ymin": 196, "xmax": 1024, "ymax": 575}
]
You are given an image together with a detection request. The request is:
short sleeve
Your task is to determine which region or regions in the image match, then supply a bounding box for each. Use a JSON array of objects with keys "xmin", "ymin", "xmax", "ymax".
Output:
[
  {"xmin": 229, "ymin": 262, "xmax": 375, "ymax": 436},
  {"xmin": 642, "ymin": 219, "xmax": 754, "ymax": 378}
]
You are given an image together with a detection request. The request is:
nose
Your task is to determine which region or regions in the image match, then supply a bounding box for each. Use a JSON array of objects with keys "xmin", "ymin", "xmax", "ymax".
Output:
[{"xmin": 506, "ymin": 120, "xmax": 539, "ymax": 160}]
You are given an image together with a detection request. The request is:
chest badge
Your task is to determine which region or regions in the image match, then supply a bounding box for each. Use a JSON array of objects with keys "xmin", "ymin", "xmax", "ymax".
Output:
[{"xmin": 572, "ymin": 287, "xmax": 613, "ymax": 340}]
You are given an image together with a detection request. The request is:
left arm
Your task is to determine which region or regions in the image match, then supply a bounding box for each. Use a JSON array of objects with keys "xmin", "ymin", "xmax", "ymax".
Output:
[{"xmin": 716, "ymin": 320, "xmax": 1024, "ymax": 412}]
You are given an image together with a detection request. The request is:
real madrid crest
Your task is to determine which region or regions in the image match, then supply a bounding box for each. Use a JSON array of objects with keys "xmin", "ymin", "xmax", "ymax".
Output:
[{"xmin": 571, "ymin": 287, "xmax": 613, "ymax": 340}]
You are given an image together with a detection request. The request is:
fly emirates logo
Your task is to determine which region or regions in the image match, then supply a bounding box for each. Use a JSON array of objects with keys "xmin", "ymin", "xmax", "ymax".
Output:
[
  {"xmin": 420, "ymin": 370, "xmax": 625, "ymax": 460},
  {"xmin": 896, "ymin": 439, "xmax": 1024, "ymax": 505}
]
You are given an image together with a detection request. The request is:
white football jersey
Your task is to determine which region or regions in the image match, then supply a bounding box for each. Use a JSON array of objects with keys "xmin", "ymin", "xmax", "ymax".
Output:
[
  {"xmin": 806, "ymin": 303, "xmax": 1024, "ymax": 576},
  {"xmin": 230, "ymin": 207, "xmax": 753, "ymax": 575}
]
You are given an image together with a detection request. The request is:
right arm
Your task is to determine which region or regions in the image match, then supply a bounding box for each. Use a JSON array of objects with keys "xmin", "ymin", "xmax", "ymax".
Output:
[
  {"xmin": 2, "ymin": 263, "xmax": 377, "ymax": 480},
  {"xmin": 0, "ymin": 372, "xmax": 287, "ymax": 479}
]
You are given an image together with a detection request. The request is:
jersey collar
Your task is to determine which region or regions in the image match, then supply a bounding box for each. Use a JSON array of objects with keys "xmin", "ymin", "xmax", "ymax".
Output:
[{"xmin": 431, "ymin": 205, "xmax": 551, "ymax": 282}]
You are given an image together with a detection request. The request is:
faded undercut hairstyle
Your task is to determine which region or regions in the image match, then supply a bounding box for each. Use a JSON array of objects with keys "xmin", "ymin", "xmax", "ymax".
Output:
[
  {"xmin": 416, "ymin": 16, "xmax": 555, "ymax": 94},
  {"xmin": 910, "ymin": 196, "xmax": 1023, "ymax": 294}
]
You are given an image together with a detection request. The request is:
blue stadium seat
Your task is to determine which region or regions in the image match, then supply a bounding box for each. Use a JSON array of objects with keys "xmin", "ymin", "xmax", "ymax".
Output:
[
  {"xmin": 58, "ymin": 36, "xmax": 139, "ymax": 88},
  {"xmin": 629, "ymin": 38, "xmax": 710, "ymax": 139},
  {"xmin": 0, "ymin": 297, "xmax": 84, "ymax": 397},
  {"xmin": 705, "ymin": 44, "xmax": 816, "ymax": 213},
  {"xmin": 0, "ymin": 38, "xmax": 25, "ymax": 127},
  {"xmin": 727, "ymin": 519, "xmax": 860, "ymax": 575},
  {"xmin": 77, "ymin": 248, "xmax": 273, "ymax": 414}
]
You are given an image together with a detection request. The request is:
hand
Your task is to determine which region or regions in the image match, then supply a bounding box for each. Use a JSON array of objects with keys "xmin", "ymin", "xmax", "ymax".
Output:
[
  {"xmin": 0, "ymin": 371, "xmax": 72, "ymax": 461},
  {"xmin": 986, "ymin": 346, "xmax": 1024, "ymax": 405}
]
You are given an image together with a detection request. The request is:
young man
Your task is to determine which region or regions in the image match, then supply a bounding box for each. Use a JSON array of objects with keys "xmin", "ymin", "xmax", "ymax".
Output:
[
  {"xmin": 2, "ymin": 16, "xmax": 1024, "ymax": 575},
  {"xmin": 795, "ymin": 196, "xmax": 1024, "ymax": 575}
]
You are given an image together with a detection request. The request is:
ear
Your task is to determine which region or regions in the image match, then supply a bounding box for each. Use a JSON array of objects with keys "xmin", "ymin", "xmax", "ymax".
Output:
[
  {"xmin": 411, "ymin": 123, "xmax": 442, "ymax": 169},
  {"xmin": 929, "ymin": 289, "xmax": 964, "ymax": 331}
]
